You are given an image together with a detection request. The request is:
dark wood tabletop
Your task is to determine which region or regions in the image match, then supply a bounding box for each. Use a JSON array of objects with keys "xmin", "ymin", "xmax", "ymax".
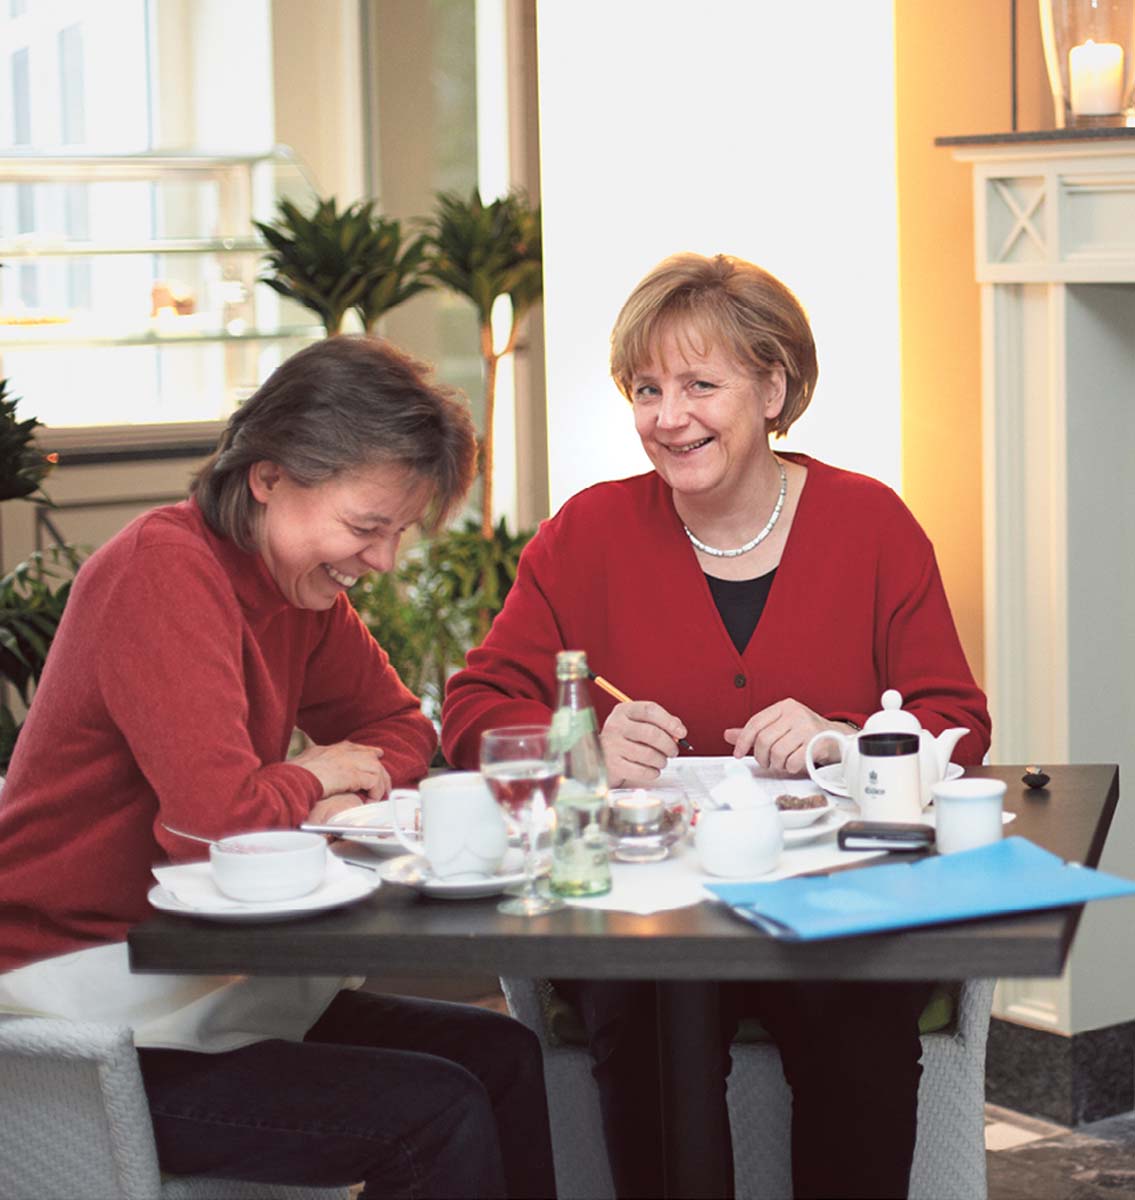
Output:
[{"xmin": 128, "ymin": 764, "xmax": 1120, "ymax": 982}]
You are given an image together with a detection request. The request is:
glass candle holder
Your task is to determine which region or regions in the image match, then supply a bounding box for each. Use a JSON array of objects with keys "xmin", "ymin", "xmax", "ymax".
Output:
[
  {"xmin": 602, "ymin": 787, "xmax": 690, "ymax": 863},
  {"xmin": 1040, "ymin": 0, "xmax": 1135, "ymax": 127}
]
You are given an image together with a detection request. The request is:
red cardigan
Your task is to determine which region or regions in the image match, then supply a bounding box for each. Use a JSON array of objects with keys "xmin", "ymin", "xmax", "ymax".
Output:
[
  {"xmin": 442, "ymin": 455, "xmax": 991, "ymax": 770},
  {"xmin": 0, "ymin": 500, "xmax": 434, "ymax": 971}
]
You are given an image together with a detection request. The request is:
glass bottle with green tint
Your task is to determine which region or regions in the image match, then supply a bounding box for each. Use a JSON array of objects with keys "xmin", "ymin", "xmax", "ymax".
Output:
[{"xmin": 548, "ymin": 650, "xmax": 612, "ymax": 897}]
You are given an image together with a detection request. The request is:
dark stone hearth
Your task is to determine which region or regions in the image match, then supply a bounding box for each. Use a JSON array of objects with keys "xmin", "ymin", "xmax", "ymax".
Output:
[{"xmin": 986, "ymin": 1018, "xmax": 1135, "ymax": 1126}]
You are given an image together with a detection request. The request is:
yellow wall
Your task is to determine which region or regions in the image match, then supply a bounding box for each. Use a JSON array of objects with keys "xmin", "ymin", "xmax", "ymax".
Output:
[
  {"xmin": 896, "ymin": 1, "xmax": 1001, "ymax": 684},
  {"xmin": 895, "ymin": 1, "xmax": 1049, "ymax": 687}
]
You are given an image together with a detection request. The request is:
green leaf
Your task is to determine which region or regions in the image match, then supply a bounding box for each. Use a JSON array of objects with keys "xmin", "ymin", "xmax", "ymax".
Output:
[
  {"xmin": 419, "ymin": 189, "xmax": 543, "ymax": 329},
  {"xmin": 257, "ymin": 196, "xmax": 435, "ymax": 337},
  {"xmin": 347, "ymin": 520, "xmax": 534, "ymax": 727},
  {"xmin": 0, "ymin": 379, "xmax": 56, "ymax": 504}
]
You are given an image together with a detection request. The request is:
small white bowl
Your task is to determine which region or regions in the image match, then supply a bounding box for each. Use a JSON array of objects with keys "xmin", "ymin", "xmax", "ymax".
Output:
[
  {"xmin": 774, "ymin": 791, "xmax": 836, "ymax": 829},
  {"xmin": 209, "ymin": 830, "xmax": 327, "ymax": 902}
]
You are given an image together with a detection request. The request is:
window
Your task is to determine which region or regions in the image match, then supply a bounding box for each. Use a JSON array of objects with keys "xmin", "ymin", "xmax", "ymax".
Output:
[{"xmin": 0, "ymin": 1, "xmax": 306, "ymax": 432}]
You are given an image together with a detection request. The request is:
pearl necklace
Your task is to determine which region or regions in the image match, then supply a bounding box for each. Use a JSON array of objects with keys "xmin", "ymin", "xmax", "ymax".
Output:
[{"xmin": 683, "ymin": 459, "xmax": 788, "ymax": 559}]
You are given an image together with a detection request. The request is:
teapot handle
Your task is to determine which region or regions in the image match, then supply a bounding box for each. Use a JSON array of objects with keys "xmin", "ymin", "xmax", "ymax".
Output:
[{"xmin": 805, "ymin": 730, "xmax": 852, "ymax": 788}]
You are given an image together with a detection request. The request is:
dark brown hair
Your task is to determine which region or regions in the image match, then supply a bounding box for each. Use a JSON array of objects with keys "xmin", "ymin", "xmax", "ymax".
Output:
[
  {"xmin": 610, "ymin": 253, "xmax": 818, "ymax": 436},
  {"xmin": 193, "ymin": 335, "xmax": 477, "ymax": 550}
]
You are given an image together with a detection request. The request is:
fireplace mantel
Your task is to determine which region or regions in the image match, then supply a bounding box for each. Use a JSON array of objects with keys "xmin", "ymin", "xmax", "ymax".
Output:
[
  {"xmin": 946, "ymin": 134, "xmax": 1135, "ymax": 1101},
  {"xmin": 947, "ymin": 134, "xmax": 1135, "ymax": 287}
]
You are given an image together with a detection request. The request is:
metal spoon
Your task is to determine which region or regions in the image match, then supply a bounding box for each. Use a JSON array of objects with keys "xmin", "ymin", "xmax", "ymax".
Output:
[{"xmin": 161, "ymin": 823, "xmax": 220, "ymax": 847}]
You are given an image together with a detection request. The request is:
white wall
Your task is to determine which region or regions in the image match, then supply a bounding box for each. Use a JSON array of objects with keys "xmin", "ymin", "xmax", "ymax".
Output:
[{"xmin": 536, "ymin": 0, "xmax": 900, "ymax": 512}]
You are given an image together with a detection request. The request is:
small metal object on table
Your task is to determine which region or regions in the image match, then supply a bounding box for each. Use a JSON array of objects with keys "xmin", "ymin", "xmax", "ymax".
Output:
[
  {"xmin": 1023, "ymin": 765, "xmax": 1052, "ymax": 789},
  {"xmin": 129, "ymin": 765, "xmax": 1120, "ymax": 1199}
]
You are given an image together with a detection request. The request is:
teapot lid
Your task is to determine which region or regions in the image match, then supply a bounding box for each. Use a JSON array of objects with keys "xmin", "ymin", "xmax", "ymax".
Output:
[{"xmin": 861, "ymin": 689, "xmax": 922, "ymax": 734}]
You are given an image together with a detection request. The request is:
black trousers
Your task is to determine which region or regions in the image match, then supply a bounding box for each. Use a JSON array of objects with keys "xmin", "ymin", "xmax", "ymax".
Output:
[
  {"xmin": 137, "ymin": 989, "xmax": 557, "ymax": 1199},
  {"xmin": 553, "ymin": 977, "xmax": 934, "ymax": 1200}
]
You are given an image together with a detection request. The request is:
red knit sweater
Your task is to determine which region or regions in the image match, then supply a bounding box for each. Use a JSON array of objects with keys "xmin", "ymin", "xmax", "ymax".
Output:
[
  {"xmin": 442, "ymin": 456, "xmax": 991, "ymax": 769},
  {"xmin": 0, "ymin": 500, "xmax": 434, "ymax": 971}
]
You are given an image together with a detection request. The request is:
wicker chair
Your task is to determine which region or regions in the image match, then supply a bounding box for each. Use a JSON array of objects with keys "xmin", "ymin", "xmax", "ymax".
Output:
[
  {"xmin": 500, "ymin": 976, "xmax": 996, "ymax": 1200},
  {"xmin": 0, "ymin": 1015, "xmax": 351, "ymax": 1200}
]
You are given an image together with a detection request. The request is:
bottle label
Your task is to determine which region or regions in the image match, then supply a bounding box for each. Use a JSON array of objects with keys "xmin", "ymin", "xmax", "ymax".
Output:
[{"xmin": 550, "ymin": 706, "xmax": 597, "ymax": 752}]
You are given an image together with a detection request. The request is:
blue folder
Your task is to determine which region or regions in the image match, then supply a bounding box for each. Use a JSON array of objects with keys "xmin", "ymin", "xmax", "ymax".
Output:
[{"xmin": 705, "ymin": 837, "xmax": 1135, "ymax": 941}]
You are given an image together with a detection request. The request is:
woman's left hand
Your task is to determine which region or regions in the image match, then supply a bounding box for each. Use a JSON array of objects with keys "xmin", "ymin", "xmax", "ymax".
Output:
[{"xmin": 724, "ymin": 699, "xmax": 855, "ymax": 774}]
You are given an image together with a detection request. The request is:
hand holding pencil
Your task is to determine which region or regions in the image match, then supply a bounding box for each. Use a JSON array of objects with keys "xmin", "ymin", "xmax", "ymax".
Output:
[
  {"xmin": 589, "ymin": 671, "xmax": 694, "ymax": 752},
  {"xmin": 588, "ymin": 669, "xmax": 694, "ymax": 788}
]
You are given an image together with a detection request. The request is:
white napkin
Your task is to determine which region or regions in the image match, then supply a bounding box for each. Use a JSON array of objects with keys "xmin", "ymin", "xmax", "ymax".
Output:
[
  {"xmin": 564, "ymin": 839, "xmax": 886, "ymax": 916},
  {"xmin": 152, "ymin": 854, "xmax": 366, "ymax": 912}
]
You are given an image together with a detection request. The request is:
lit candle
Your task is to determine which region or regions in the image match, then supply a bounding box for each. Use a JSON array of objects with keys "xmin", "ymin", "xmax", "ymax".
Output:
[
  {"xmin": 613, "ymin": 789, "xmax": 664, "ymax": 828},
  {"xmin": 1069, "ymin": 39, "xmax": 1125, "ymax": 115}
]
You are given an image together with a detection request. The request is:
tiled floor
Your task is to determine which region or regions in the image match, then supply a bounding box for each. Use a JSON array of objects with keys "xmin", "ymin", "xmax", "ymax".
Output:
[{"xmin": 986, "ymin": 1103, "xmax": 1135, "ymax": 1199}]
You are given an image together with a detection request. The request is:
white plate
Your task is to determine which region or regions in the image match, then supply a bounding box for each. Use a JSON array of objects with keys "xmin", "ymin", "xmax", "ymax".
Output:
[
  {"xmin": 380, "ymin": 849, "xmax": 534, "ymax": 899},
  {"xmin": 146, "ymin": 866, "xmax": 380, "ymax": 923},
  {"xmin": 812, "ymin": 761, "xmax": 964, "ymax": 799},
  {"xmin": 323, "ymin": 797, "xmax": 421, "ymax": 856},
  {"xmin": 782, "ymin": 807, "xmax": 851, "ymax": 846}
]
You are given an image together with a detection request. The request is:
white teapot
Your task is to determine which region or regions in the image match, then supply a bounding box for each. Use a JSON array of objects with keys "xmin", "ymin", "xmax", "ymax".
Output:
[{"xmin": 805, "ymin": 690, "xmax": 968, "ymax": 809}]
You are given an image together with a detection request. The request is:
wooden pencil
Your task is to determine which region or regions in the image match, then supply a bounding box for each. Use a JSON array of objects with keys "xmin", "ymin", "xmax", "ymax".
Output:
[{"xmin": 587, "ymin": 670, "xmax": 694, "ymax": 752}]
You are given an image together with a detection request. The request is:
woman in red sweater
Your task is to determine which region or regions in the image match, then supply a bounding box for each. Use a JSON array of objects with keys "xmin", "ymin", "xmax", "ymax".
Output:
[
  {"xmin": 0, "ymin": 336, "xmax": 554, "ymax": 1199},
  {"xmin": 442, "ymin": 254, "xmax": 991, "ymax": 1199}
]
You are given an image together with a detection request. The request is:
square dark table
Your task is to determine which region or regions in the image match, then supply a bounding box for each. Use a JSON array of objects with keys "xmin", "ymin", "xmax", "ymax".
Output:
[{"xmin": 129, "ymin": 764, "xmax": 1120, "ymax": 1197}]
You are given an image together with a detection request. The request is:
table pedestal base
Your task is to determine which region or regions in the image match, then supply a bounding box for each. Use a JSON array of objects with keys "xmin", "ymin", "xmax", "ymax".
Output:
[{"xmin": 657, "ymin": 980, "xmax": 733, "ymax": 1198}]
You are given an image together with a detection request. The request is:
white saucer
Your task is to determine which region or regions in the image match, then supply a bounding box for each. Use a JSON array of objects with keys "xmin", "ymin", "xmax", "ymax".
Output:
[
  {"xmin": 380, "ymin": 849, "xmax": 533, "ymax": 899},
  {"xmin": 323, "ymin": 797, "xmax": 421, "ymax": 857},
  {"xmin": 782, "ymin": 807, "xmax": 850, "ymax": 846},
  {"xmin": 146, "ymin": 865, "xmax": 380, "ymax": 923},
  {"xmin": 812, "ymin": 761, "xmax": 964, "ymax": 799}
]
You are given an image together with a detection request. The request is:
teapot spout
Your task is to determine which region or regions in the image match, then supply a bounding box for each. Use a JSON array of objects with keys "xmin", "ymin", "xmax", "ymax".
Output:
[{"xmin": 933, "ymin": 727, "xmax": 969, "ymax": 773}]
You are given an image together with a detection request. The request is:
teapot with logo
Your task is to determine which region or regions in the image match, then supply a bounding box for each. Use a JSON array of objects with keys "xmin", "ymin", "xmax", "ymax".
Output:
[{"xmin": 804, "ymin": 690, "xmax": 968, "ymax": 809}]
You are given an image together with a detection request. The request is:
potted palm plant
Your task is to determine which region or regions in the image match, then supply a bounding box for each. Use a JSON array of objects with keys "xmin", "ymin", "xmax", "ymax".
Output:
[
  {"xmin": 420, "ymin": 188, "xmax": 543, "ymax": 539},
  {"xmin": 349, "ymin": 517, "xmax": 531, "ymax": 721},
  {"xmin": 0, "ymin": 376, "xmax": 57, "ymax": 501},
  {"xmin": 353, "ymin": 216, "xmax": 431, "ymax": 333},
  {"xmin": 255, "ymin": 198, "xmax": 429, "ymax": 335},
  {"xmin": 0, "ymin": 377, "xmax": 77, "ymax": 767}
]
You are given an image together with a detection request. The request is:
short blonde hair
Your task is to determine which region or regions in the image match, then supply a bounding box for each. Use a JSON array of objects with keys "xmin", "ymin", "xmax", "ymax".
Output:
[{"xmin": 609, "ymin": 253, "xmax": 818, "ymax": 437}]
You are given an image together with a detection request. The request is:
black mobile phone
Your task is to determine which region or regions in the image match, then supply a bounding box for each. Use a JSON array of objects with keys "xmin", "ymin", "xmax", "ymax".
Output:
[{"xmin": 837, "ymin": 820, "xmax": 936, "ymax": 852}]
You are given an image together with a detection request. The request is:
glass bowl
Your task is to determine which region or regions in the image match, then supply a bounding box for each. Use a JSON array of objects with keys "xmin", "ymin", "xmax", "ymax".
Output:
[{"xmin": 601, "ymin": 787, "xmax": 691, "ymax": 863}]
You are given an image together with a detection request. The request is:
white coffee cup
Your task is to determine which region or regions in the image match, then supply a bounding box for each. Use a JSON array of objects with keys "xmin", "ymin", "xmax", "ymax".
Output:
[
  {"xmin": 695, "ymin": 804, "xmax": 783, "ymax": 878},
  {"xmin": 931, "ymin": 778, "xmax": 1006, "ymax": 854},
  {"xmin": 391, "ymin": 772, "xmax": 508, "ymax": 880}
]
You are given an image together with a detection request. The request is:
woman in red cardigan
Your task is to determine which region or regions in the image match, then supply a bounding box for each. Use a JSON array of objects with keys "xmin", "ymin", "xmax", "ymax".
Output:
[
  {"xmin": 0, "ymin": 336, "xmax": 554, "ymax": 1199},
  {"xmin": 442, "ymin": 253, "xmax": 991, "ymax": 1199}
]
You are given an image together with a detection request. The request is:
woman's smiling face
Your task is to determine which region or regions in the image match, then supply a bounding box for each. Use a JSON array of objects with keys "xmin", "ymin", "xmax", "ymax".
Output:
[
  {"xmin": 249, "ymin": 460, "xmax": 430, "ymax": 610},
  {"xmin": 630, "ymin": 326, "xmax": 784, "ymax": 504}
]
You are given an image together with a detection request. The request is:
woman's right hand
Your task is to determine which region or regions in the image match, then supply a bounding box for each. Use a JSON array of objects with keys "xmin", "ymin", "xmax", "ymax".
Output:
[
  {"xmin": 291, "ymin": 740, "xmax": 390, "ymax": 801},
  {"xmin": 600, "ymin": 701, "xmax": 688, "ymax": 787}
]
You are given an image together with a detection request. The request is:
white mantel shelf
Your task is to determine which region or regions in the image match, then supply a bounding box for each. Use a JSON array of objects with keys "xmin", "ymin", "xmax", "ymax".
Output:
[
  {"xmin": 946, "ymin": 133, "xmax": 1135, "ymax": 1039},
  {"xmin": 946, "ymin": 134, "xmax": 1135, "ymax": 285}
]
